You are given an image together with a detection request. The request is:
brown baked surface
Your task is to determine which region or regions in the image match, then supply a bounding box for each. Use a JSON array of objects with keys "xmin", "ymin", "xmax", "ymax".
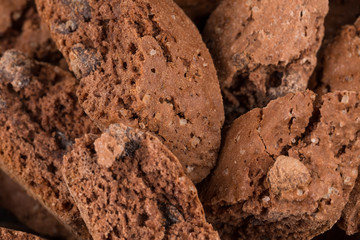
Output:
[
  {"xmin": 35, "ymin": 0, "xmax": 225, "ymax": 183},
  {"xmin": 0, "ymin": 227, "xmax": 44, "ymax": 240},
  {"xmin": 63, "ymin": 123, "xmax": 219, "ymax": 240},
  {"xmin": 201, "ymin": 90, "xmax": 360, "ymax": 239},
  {"xmin": 204, "ymin": 0, "xmax": 328, "ymax": 124},
  {"xmin": 0, "ymin": 50, "xmax": 99, "ymax": 239},
  {"xmin": 0, "ymin": 170, "xmax": 74, "ymax": 239}
]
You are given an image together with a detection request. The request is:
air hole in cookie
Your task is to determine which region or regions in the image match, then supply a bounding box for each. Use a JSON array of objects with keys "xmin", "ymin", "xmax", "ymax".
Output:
[
  {"xmin": 267, "ymin": 71, "xmax": 283, "ymax": 88},
  {"xmin": 151, "ymin": 68, "xmax": 156, "ymax": 73},
  {"xmin": 129, "ymin": 43, "xmax": 138, "ymax": 55},
  {"xmin": 122, "ymin": 62, "xmax": 128, "ymax": 70},
  {"xmin": 132, "ymin": 66, "xmax": 139, "ymax": 72},
  {"xmin": 47, "ymin": 163, "xmax": 58, "ymax": 174},
  {"xmin": 138, "ymin": 213, "xmax": 149, "ymax": 227}
]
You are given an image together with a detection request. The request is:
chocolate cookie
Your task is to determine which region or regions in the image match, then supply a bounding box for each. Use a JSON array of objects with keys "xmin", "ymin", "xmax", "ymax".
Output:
[
  {"xmin": 0, "ymin": 50, "xmax": 99, "ymax": 239},
  {"xmin": 0, "ymin": 170, "xmax": 75, "ymax": 239},
  {"xmin": 203, "ymin": 0, "xmax": 328, "ymax": 123},
  {"xmin": 201, "ymin": 91, "xmax": 360, "ymax": 239},
  {"xmin": 63, "ymin": 123, "xmax": 220, "ymax": 240},
  {"xmin": 321, "ymin": 18, "xmax": 360, "ymax": 92},
  {"xmin": 174, "ymin": 0, "xmax": 220, "ymax": 28},
  {"xmin": 36, "ymin": 0, "xmax": 224, "ymax": 183},
  {"xmin": 0, "ymin": 1, "xmax": 62, "ymax": 65},
  {"xmin": 0, "ymin": 227, "xmax": 44, "ymax": 240}
]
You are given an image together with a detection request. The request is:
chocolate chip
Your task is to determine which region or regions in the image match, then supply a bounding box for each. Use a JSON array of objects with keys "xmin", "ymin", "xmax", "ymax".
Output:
[{"xmin": 69, "ymin": 44, "xmax": 100, "ymax": 78}]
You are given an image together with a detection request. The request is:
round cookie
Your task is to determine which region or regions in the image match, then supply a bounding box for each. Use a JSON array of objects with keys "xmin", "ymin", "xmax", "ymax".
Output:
[
  {"xmin": 63, "ymin": 123, "xmax": 220, "ymax": 240},
  {"xmin": 201, "ymin": 91, "xmax": 360, "ymax": 239},
  {"xmin": 321, "ymin": 18, "xmax": 360, "ymax": 92},
  {"xmin": 203, "ymin": 0, "xmax": 328, "ymax": 123},
  {"xmin": 36, "ymin": 0, "xmax": 225, "ymax": 183}
]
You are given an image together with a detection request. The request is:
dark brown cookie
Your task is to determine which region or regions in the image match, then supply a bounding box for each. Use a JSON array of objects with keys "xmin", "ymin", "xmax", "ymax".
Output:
[
  {"xmin": 36, "ymin": 0, "xmax": 225, "ymax": 183},
  {"xmin": 320, "ymin": 18, "xmax": 360, "ymax": 93},
  {"xmin": 0, "ymin": 50, "xmax": 99, "ymax": 239},
  {"xmin": 203, "ymin": 0, "xmax": 328, "ymax": 124},
  {"xmin": 0, "ymin": 227, "xmax": 44, "ymax": 240},
  {"xmin": 0, "ymin": 170, "xmax": 75, "ymax": 239},
  {"xmin": 63, "ymin": 123, "xmax": 219, "ymax": 240},
  {"xmin": 201, "ymin": 91, "xmax": 360, "ymax": 239}
]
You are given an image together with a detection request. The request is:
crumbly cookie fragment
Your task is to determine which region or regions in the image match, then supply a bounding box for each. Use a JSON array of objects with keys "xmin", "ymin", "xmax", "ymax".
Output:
[
  {"xmin": 201, "ymin": 91, "xmax": 360, "ymax": 239},
  {"xmin": 0, "ymin": 227, "xmax": 44, "ymax": 240},
  {"xmin": 321, "ymin": 18, "xmax": 360, "ymax": 92},
  {"xmin": 63, "ymin": 123, "xmax": 219, "ymax": 240},
  {"xmin": 204, "ymin": 0, "xmax": 328, "ymax": 123},
  {"xmin": 36, "ymin": 0, "xmax": 224, "ymax": 183},
  {"xmin": 0, "ymin": 170, "xmax": 75, "ymax": 239},
  {"xmin": 0, "ymin": 50, "xmax": 99, "ymax": 239}
]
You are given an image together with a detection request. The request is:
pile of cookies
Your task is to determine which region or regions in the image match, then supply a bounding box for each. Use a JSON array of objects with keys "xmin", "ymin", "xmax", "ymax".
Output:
[{"xmin": 0, "ymin": 0, "xmax": 360, "ymax": 239}]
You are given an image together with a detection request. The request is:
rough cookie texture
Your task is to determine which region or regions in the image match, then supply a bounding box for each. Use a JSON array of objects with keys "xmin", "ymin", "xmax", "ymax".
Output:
[
  {"xmin": 321, "ymin": 18, "xmax": 360, "ymax": 92},
  {"xmin": 0, "ymin": 170, "xmax": 75, "ymax": 239},
  {"xmin": 0, "ymin": 227, "xmax": 44, "ymax": 240},
  {"xmin": 0, "ymin": 50, "xmax": 99, "ymax": 239},
  {"xmin": 0, "ymin": 1, "xmax": 62, "ymax": 65},
  {"xmin": 201, "ymin": 91, "xmax": 360, "ymax": 239},
  {"xmin": 204, "ymin": 0, "xmax": 328, "ymax": 123},
  {"xmin": 36, "ymin": 0, "xmax": 225, "ymax": 183},
  {"xmin": 0, "ymin": 0, "xmax": 28, "ymax": 35},
  {"xmin": 63, "ymin": 123, "xmax": 220, "ymax": 240},
  {"xmin": 174, "ymin": 0, "xmax": 220, "ymax": 28}
]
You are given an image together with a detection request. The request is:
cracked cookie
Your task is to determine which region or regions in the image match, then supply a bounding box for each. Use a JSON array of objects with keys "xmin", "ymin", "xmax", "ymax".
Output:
[
  {"xmin": 321, "ymin": 18, "xmax": 360, "ymax": 93},
  {"xmin": 63, "ymin": 123, "xmax": 220, "ymax": 240},
  {"xmin": 0, "ymin": 170, "xmax": 74, "ymax": 239},
  {"xmin": 203, "ymin": 0, "xmax": 328, "ymax": 123},
  {"xmin": 0, "ymin": 50, "xmax": 99, "ymax": 239},
  {"xmin": 36, "ymin": 0, "xmax": 225, "ymax": 183},
  {"xmin": 201, "ymin": 90, "xmax": 360, "ymax": 239},
  {"xmin": 0, "ymin": 227, "xmax": 44, "ymax": 240}
]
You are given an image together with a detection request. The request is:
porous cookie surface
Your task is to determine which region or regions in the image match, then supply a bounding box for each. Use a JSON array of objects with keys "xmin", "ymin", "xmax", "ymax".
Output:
[
  {"xmin": 0, "ymin": 227, "xmax": 44, "ymax": 240},
  {"xmin": 201, "ymin": 91, "xmax": 360, "ymax": 239},
  {"xmin": 63, "ymin": 124, "xmax": 220, "ymax": 240},
  {"xmin": 0, "ymin": 50, "xmax": 99, "ymax": 239},
  {"xmin": 0, "ymin": 170, "xmax": 74, "ymax": 239},
  {"xmin": 321, "ymin": 18, "xmax": 360, "ymax": 92},
  {"xmin": 0, "ymin": 1, "xmax": 62, "ymax": 65},
  {"xmin": 36, "ymin": 0, "xmax": 225, "ymax": 183},
  {"xmin": 204, "ymin": 0, "xmax": 328, "ymax": 122}
]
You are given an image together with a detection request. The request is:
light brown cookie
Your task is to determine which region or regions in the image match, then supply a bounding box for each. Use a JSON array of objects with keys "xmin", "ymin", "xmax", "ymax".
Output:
[
  {"xmin": 201, "ymin": 91, "xmax": 360, "ymax": 239},
  {"xmin": 203, "ymin": 0, "xmax": 328, "ymax": 123},
  {"xmin": 63, "ymin": 123, "xmax": 219, "ymax": 240},
  {"xmin": 0, "ymin": 50, "xmax": 99, "ymax": 239},
  {"xmin": 36, "ymin": 0, "xmax": 224, "ymax": 183}
]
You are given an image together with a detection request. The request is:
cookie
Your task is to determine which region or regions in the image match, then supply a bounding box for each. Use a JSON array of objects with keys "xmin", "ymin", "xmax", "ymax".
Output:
[
  {"xmin": 0, "ymin": 50, "xmax": 99, "ymax": 239},
  {"xmin": 201, "ymin": 91, "xmax": 360, "ymax": 239},
  {"xmin": 321, "ymin": 18, "xmax": 360, "ymax": 92},
  {"xmin": 174, "ymin": 0, "xmax": 220, "ymax": 28},
  {"xmin": 0, "ymin": 1, "xmax": 63, "ymax": 65},
  {"xmin": 63, "ymin": 123, "xmax": 220, "ymax": 240},
  {"xmin": 0, "ymin": 170, "xmax": 75, "ymax": 239},
  {"xmin": 203, "ymin": 0, "xmax": 328, "ymax": 123},
  {"xmin": 36, "ymin": 0, "xmax": 225, "ymax": 183},
  {"xmin": 0, "ymin": 0, "xmax": 28, "ymax": 35},
  {"xmin": 0, "ymin": 227, "xmax": 44, "ymax": 240}
]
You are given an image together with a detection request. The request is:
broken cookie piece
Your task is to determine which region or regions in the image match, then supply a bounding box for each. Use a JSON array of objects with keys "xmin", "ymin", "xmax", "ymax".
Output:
[
  {"xmin": 36, "ymin": 0, "xmax": 225, "ymax": 183},
  {"xmin": 0, "ymin": 227, "xmax": 44, "ymax": 240},
  {"xmin": 204, "ymin": 0, "xmax": 328, "ymax": 123},
  {"xmin": 0, "ymin": 50, "xmax": 99, "ymax": 239},
  {"xmin": 63, "ymin": 123, "xmax": 220, "ymax": 240},
  {"xmin": 201, "ymin": 90, "xmax": 360, "ymax": 239},
  {"xmin": 321, "ymin": 17, "xmax": 360, "ymax": 92}
]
